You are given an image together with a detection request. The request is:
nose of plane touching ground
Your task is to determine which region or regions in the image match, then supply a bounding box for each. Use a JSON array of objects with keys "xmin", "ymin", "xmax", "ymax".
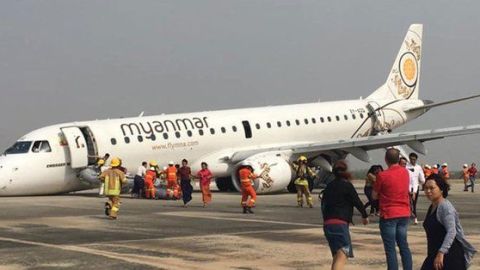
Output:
[{"xmin": 0, "ymin": 158, "xmax": 13, "ymax": 194}]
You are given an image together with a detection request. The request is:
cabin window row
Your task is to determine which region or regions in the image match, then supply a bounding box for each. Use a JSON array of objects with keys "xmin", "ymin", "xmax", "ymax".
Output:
[
  {"xmin": 253, "ymin": 113, "xmax": 364, "ymax": 130},
  {"xmin": 111, "ymin": 125, "xmax": 240, "ymax": 145},
  {"xmin": 110, "ymin": 113, "xmax": 365, "ymax": 145}
]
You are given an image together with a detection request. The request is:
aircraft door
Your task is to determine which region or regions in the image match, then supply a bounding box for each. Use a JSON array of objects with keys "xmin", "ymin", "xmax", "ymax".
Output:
[{"xmin": 61, "ymin": 127, "xmax": 89, "ymax": 169}]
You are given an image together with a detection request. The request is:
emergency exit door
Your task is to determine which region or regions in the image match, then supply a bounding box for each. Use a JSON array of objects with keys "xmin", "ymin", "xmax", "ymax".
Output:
[{"xmin": 61, "ymin": 127, "xmax": 89, "ymax": 168}]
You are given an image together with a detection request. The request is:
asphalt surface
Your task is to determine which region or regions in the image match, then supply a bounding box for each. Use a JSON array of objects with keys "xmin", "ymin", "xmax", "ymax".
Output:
[{"xmin": 0, "ymin": 181, "xmax": 479, "ymax": 270}]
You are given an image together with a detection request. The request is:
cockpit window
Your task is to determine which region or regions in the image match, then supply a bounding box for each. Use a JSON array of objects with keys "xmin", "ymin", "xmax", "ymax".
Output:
[
  {"xmin": 32, "ymin": 141, "xmax": 52, "ymax": 153},
  {"xmin": 4, "ymin": 141, "xmax": 32, "ymax": 154}
]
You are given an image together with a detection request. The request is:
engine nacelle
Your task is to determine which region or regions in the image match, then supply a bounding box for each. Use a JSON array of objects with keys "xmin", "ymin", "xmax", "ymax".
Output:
[{"xmin": 231, "ymin": 154, "xmax": 293, "ymax": 194}]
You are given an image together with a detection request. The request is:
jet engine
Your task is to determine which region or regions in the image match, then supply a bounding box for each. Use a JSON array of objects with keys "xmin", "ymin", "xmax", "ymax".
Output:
[{"xmin": 231, "ymin": 154, "xmax": 293, "ymax": 194}]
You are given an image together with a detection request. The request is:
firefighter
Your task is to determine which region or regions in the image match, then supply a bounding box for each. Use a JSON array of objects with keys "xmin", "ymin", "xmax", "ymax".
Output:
[
  {"xmin": 164, "ymin": 161, "xmax": 178, "ymax": 189},
  {"xmin": 238, "ymin": 163, "xmax": 258, "ymax": 214},
  {"xmin": 99, "ymin": 157, "xmax": 126, "ymax": 220},
  {"xmin": 423, "ymin": 164, "xmax": 432, "ymax": 179},
  {"xmin": 97, "ymin": 159, "xmax": 106, "ymax": 196},
  {"xmin": 144, "ymin": 161, "xmax": 158, "ymax": 199},
  {"xmin": 440, "ymin": 163, "xmax": 450, "ymax": 181},
  {"xmin": 292, "ymin": 156, "xmax": 316, "ymax": 208}
]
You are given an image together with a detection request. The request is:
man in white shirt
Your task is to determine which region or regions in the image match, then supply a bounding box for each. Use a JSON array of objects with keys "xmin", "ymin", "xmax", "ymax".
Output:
[
  {"xmin": 406, "ymin": 152, "xmax": 425, "ymax": 225},
  {"xmin": 132, "ymin": 161, "xmax": 148, "ymax": 198}
]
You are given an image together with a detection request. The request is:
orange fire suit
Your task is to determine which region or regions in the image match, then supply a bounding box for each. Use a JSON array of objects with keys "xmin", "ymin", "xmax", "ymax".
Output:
[
  {"xmin": 164, "ymin": 166, "xmax": 178, "ymax": 189},
  {"xmin": 239, "ymin": 168, "xmax": 257, "ymax": 207},
  {"xmin": 144, "ymin": 170, "xmax": 157, "ymax": 199}
]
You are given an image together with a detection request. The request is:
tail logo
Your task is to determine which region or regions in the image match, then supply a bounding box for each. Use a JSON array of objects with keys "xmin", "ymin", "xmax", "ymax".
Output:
[{"xmin": 399, "ymin": 52, "xmax": 418, "ymax": 87}]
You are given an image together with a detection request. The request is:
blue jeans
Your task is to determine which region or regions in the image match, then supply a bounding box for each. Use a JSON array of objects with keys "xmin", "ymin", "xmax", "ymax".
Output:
[{"xmin": 379, "ymin": 217, "xmax": 412, "ymax": 270}]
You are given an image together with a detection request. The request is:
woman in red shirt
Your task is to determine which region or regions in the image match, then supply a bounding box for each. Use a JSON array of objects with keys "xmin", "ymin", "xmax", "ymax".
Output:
[{"xmin": 196, "ymin": 162, "xmax": 213, "ymax": 207}]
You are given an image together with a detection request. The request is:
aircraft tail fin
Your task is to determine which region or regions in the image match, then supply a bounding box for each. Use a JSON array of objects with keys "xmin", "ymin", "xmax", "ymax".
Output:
[{"xmin": 368, "ymin": 24, "xmax": 423, "ymax": 100}]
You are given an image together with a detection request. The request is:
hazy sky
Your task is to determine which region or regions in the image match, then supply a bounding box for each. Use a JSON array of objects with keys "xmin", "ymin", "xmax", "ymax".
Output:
[{"xmin": 1, "ymin": 1, "xmax": 479, "ymax": 169}]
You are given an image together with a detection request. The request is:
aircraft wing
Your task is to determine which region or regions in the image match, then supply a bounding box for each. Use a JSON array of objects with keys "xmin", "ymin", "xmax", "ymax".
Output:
[{"xmin": 227, "ymin": 125, "xmax": 480, "ymax": 163}]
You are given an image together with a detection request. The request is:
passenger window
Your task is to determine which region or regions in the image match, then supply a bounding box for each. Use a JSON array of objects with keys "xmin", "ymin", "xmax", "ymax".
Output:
[
  {"xmin": 187, "ymin": 130, "xmax": 193, "ymax": 137},
  {"xmin": 267, "ymin": 122, "xmax": 272, "ymax": 128},
  {"xmin": 295, "ymin": 119, "xmax": 300, "ymax": 126},
  {"xmin": 111, "ymin": 138, "xmax": 117, "ymax": 145},
  {"xmin": 175, "ymin": 131, "xmax": 181, "ymax": 138},
  {"xmin": 210, "ymin": 128, "xmax": 215, "ymax": 135},
  {"xmin": 311, "ymin": 118, "xmax": 316, "ymax": 124},
  {"xmin": 335, "ymin": 115, "xmax": 340, "ymax": 121},
  {"xmin": 277, "ymin": 121, "xmax": 282, "ymax": 127},
  {"xmin": 286, "ymin": 120, "xmax": 291, "ymax": 126},
  {"xmin": 360, "ymin": 113, "xmax": 364, "ymax": 119},
  {"xmin": 320, "ymin": 117, "xmax": 324, "ymax": 123},
  {"xmin": 327, "ymin": 116, "xmax": 332, "ymax": 122},
  {"xmin": 163, "ymin": 133, "xmax": 169, "ymax": 139},
  {"xmin": 124, "ymin": 137, "xmax": 130, "ymax": 143},
  {"xmin": 344, "ymin": 115, "xmax": 348, "ymax": 120},
  {"xmin": 255, "ymin": 123, "xmax": 261, "ymax": 129},
  {"xmin": 232, "ymin": 126, "xmax": 237, "ymax": 132},
  {"xmin": 304, "ymin": 119, "xmax": 309, "ymax": 125},
  {"xmin": 137, "ymin": 136, "xmax": 143, "ymax": 142},
  {"xmin": 221, "ymin": 127, "xmax": 226, "ymax": 133},
  {"xmin": 199, "ymin": 129, "xmax": 204, "ymax": 136},
  {"xmin": 352, "ymin": 114, "xmax": 356, "ymax": 120}
]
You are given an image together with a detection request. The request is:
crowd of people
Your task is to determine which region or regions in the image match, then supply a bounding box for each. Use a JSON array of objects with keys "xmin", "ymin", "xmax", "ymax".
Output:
[
  {"xmin": 323, "ymin": 149, "xmax": 477, "ymax": 270},
  {"xmin": 95, "ymin": 156, "xmax": 259, "ymax": 216},
  {"xmin": 94, "ymin": 151, "xmax": 477, "ymax": 269}
]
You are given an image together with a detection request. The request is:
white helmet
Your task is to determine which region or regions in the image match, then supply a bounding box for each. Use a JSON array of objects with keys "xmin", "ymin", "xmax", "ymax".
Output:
[
  {"xmin": 168, "ymin": 161, "xmax": 174, "ymax": 165},
  {"xmin": 424, "ymin": 164, "xmax": 431, "ymax": 169},
  {"xmin": 442, "ymin": 163, "xmax": 448, "ymax": 167},
  {"xmin": 432, "ymin": 164, "xmax": 438, "ymax": 169},
  {"xmin": 463, "ymin": 164, "xmax": 469, "ymax": 168}
]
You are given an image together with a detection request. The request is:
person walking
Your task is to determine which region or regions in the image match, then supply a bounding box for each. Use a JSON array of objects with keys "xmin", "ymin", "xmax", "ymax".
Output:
[
  {"xmin": 466, "ymin": 163, "xmax": 477, "ymax": 193},
  {"xmin": 407, "ymin": 152, "xmax": 426, "ymax": 225},
  {"xmin": 99, "ymin": 157, "xmax": 126, "ymax": 220},
  {"xmin": 322, "ymin": 160, "xmax": 369, "ymax": 270},
  {"xmin": 238, "ymin": 164, "xmax": 257, "ymax": 214},
  {"xmin": 421, "ymin": 174, "xmax": 477, "ymax": 270},
  {"xmin": 132, "ymin": 161, "xmax": 147, "ymax": 198},
  {"xmin": 364, "ymin": 165, "xmax": 382, "ymax": 216},
  {"xmin": 292, "ymin": 156, "xmax": 316, "ymax": 208},
  {"xmin": 196, "ymin": 162, "xmax": 213, "ymax": 207},
  {"xmin": 179, "ymin": 159, "xmax": 193, "ymax": 206},
  {"xmin": 373, "ymin": 148, "xmax": 412, "ymax": 270}
]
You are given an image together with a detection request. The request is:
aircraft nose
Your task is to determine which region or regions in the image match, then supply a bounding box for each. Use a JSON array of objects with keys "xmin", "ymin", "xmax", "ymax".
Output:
[{"xmin": 0, "ymin": 158, "xmax": 13, "ymax": 193}]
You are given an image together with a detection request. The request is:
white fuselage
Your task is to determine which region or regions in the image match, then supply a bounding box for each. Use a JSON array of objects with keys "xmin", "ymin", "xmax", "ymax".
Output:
[{"xmin": 0, "ymin": 98, "xmax": 425, "ymax": 196}]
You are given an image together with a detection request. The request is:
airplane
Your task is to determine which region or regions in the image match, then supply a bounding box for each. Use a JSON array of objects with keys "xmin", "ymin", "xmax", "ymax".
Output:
[{"xmin": 1, "ymin": 24, "xmax": 480, "ymax": 196}]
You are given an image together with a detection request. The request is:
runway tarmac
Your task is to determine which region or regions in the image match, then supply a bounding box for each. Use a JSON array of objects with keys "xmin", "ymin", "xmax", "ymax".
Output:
[{"xmin": 0, "ymin": 181, "xmax": 479, "ymax": 270}]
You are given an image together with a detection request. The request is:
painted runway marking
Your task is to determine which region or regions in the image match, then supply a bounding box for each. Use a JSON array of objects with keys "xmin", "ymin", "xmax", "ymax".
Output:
[
  {"xmin": 158, "ymin": 211, "xmax": 324, "ymax": 227},
  {"xmin": 0, "ymin": 236, "xmax": 198, "ymax": 270}
]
